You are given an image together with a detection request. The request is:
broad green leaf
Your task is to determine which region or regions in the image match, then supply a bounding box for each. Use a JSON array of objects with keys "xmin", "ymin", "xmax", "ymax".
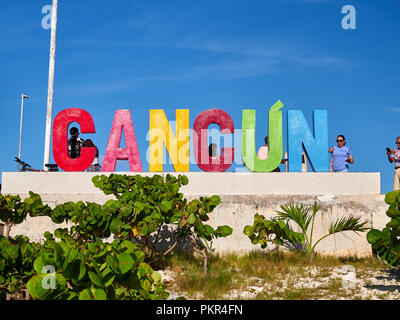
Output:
[
  {"xmin": 117, "ymin": 253, "xmax": 134, "ymax": 274},
  {"xmin": 140, "ymin": 279, "xmax": 152, "ymax": 291},
  {"xmin": 151, "ymin": 271, "xmax": 162, "ymax": 283},
  {"xmin": 243, "ymin": 225, "xmax": 254, "ymax": 237},
  {"xmin": 92, "ymin": 288, "xmax": 107, "ymax": 300},
  {"xmin": 88, "ymin": 271, "xmax": 103, "ymax": 287},
  {"xmin": 33, "ymin": 256, "xmax": 45, "ymax": 275},
  {"xmin": 367, "ymin": 229, "xmax": 382, "ymax": 245},
  {"xmin": 215, "ymin": 226, "xmax": 233, "ymax": 237},
  {"xmin": 79, "ymin": 288, "xmax": 94, "ymax": 300},
  {"xmin": 385, "ymin": 191, "xmax": 400, "ymax": 205},
  {"xmin": 160, "ymin": 200, "xmax": 172, "ymax": 213},
  {"xmin": 187, "ymin": 214, "xmax": 196, "ymax": 225}
]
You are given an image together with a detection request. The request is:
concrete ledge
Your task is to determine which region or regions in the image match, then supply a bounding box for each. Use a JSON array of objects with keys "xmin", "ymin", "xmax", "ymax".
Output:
[
  {"xmin": 6, "ymin": 193, "xmax": 389, "ymax": 257},
  {"xmin": 1, "ymin": 172, "xmax": 381, "ymax": 196}
]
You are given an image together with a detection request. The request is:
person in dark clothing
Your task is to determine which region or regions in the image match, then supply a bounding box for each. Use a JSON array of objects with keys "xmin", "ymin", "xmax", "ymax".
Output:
[
  {"xmin": 84, "ymin": 139, "xmax": 101, "ymax": 172},
  {"xmin": 67, "ymin": 127, "xmax": 85, "ymax": 159},
  {"xmin": 209, "ymin": 143, "xmax": 218, "ymax": 158}
]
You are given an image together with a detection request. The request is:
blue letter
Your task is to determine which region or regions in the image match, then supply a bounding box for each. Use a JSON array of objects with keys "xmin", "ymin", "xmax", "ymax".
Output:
[{"xmin": 288, "ymin": 110, "xmax": 329, "ymax": 172}]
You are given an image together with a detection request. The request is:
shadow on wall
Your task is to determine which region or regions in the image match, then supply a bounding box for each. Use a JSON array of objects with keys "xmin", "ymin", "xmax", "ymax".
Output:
[
  {"xmin": 129, "ymin": 225, "xmax": 203, "ymax": 254},
  {"xmin": 128, "ymin": 224, "xmax": 304, "ymax": 255}
]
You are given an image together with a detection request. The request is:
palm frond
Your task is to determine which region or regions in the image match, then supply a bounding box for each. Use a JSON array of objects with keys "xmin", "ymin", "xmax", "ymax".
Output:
[
  {"xmin": 276, "ymin": 203, "xmax": 313, "ymax": 233},
  {"xmin": 328, "ymin": 216, "xmax": 369, "ymax": 235}
]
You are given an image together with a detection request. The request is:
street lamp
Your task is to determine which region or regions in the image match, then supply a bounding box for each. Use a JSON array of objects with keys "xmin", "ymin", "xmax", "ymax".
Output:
[{"xmin": 18, "ymin": 94, "xmax": 30, "ymax": 172}]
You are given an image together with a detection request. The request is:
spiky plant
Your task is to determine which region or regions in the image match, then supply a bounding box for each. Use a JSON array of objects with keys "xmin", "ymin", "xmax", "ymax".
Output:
[{"xmin": 276, "ymin": 202, "xmax": 369, "ymax": 257}]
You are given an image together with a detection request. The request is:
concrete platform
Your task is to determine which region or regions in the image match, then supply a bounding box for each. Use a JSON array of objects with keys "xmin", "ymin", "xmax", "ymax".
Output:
[
  {"xmin": 1, "ymin": 172, "xmax": 381, "ymax": 196},
  {"xmin": 0, "ymin": 172, "xmax": 387, "ymax": 257}
]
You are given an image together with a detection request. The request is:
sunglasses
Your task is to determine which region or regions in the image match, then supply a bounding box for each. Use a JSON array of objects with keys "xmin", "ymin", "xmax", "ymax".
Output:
[
  {"xmin": 336, "ymin": 140, "xmax": 344, "ymax": 142},
  {"xmin": 396, "ymin": 142, "xmax": 400, "ymax": 145}
]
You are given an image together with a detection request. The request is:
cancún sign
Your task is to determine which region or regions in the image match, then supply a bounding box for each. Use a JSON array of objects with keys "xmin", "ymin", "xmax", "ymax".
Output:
[{"xmin": 52, "ymin": 100, "xmax": 329, "ymax": 173}]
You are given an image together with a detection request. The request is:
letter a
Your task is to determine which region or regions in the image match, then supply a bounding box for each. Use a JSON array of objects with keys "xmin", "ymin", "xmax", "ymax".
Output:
[
  {"xmin": 342, "ymin": 5, "xmax": 356, "ymax": 30},
  {"xmin": 102, "ymin": 110, "xmax": 143, "ymax": 172}
]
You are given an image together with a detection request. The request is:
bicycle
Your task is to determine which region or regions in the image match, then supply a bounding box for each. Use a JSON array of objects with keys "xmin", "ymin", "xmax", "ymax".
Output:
[{"xmin": 15, "ymin": 157, "xmax": 59, "ymax": 172}]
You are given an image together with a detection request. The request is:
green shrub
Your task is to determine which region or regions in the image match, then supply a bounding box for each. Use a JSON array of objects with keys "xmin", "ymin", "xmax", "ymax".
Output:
[
  {"xmin": 367, "ymin": 190, "xmax": 400, "ymax": 266},
  {"xmin": 0, "ymin": 174, "xmax": 232, "ymax": 299}
]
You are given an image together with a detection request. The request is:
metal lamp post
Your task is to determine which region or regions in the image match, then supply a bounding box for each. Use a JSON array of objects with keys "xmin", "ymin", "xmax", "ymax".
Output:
[{"xmin": 18, "ymin": 94, "xmax": 30, "ymax": 172}]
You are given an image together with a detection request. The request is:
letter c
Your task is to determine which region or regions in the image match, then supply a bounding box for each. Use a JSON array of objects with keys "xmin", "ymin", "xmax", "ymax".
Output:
[{"xmin": 52, "ymin": 108, "xmax": 96, "ymax": 171}]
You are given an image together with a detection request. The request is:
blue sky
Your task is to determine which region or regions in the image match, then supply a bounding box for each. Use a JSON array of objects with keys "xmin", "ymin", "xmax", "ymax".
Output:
[{"xmin": 0, "ymin": 0, "xmax": 399, "ymax": 193}]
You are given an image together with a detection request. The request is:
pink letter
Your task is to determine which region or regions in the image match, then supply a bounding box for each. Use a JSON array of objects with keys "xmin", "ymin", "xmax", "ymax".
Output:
[
  {"xmin": 193, "ymin": 109, "xmax": 234, "ymax": 172},
  {"xmin": 102, "ymin": 110, "xmax": 143, "ymax": 172}
]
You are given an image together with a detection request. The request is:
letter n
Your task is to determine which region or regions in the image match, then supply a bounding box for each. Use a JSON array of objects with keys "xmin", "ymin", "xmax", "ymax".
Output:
[
  {"xmin": 102, "ymin": 110, "xmax": 143, "ymax": 172},
  {"xmin": 287, "ymin": 110, "xmax": 329, "ymax": 172},
  {"xmin": 149, "ymin": 109, "xmax": 189, "ymax": 172}
]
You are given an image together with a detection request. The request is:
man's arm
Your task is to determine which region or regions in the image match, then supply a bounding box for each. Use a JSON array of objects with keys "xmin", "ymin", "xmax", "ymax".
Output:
[{"xmin": 388, "ymin": 151, "xmax": 394, "ymax": 163}]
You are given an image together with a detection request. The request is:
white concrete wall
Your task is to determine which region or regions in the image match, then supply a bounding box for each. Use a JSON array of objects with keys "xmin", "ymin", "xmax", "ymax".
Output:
[
  {"xmin": 2, "ymin": 172, "xmax": 381, "ymax": 196},
  {"xmin": 1, "ymin": 172, "xmax": 390, "ymax": 257}
]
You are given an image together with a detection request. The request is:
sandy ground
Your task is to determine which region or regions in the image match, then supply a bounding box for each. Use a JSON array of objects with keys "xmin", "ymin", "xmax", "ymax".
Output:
[{"xmin": 158, "ymin": 266, "xmax": 400, "ymax": 300}]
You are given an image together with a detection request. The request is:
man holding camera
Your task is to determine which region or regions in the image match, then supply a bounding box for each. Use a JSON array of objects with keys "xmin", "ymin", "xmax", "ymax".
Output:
[
  {"xmin": 68, "ymin": 127, "xmax": 85, "ymax": 159},
  {"xmin": 387, "ymin": 136, "xmax": 400, "ymax": 191}
]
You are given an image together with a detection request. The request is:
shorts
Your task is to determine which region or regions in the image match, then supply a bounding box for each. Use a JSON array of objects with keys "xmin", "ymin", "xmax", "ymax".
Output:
[
  {"xmin": 87, "ymin": 164, "xmax": 101, "ymax": 172},
  {"xmin": 333, "ymin": 168, "xmax": 349, "ymax": 173}
]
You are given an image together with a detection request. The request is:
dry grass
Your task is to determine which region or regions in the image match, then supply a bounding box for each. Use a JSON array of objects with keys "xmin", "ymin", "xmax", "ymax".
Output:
[{"xmin": 158, "ymin": 250, "xmax": 399, "ymax": 300}]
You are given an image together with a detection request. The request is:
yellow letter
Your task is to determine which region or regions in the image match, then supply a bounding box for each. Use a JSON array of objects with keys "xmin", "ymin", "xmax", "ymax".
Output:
[{"xmin": 149, "ymin": 109, "xmax": 189, "ymax": 172}]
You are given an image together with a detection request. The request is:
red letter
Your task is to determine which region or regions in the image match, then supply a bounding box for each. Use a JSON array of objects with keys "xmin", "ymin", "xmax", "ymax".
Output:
[
  {"xmin": 193, "ymin": 109, "xmax": 234, "ymax": 172},
  {"xmin": 102, "ymin": 110, "xmax": 143, "ymax": 172},
  {"xmin": 53, "ymin": 108, "xmax": 96, "ymax": 172}
]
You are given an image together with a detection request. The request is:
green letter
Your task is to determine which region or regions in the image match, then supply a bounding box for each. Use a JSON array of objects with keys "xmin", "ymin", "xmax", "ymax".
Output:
[{"xmin": 242, "ymin": 100, "xmax": 284, "ymax": 172}]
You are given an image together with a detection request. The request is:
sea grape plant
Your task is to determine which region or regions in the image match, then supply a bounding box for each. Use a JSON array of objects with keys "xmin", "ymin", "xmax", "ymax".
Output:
[
  {"xmin": 0, "ymin": 191, "xmax": 168, "ymax": 300},
  {"xmin": 367, "ymin": 190, "xmax": 400, "ymax": 266},
  {"xmin": 0, "ymin": 193, "xmax": 50, "ymax": 300},
  {"xmin": 91, "ymin": 174, "xmax": 233, "ymax": 270},
  {"xmin": 0, "ymin": 193, "xmax": 51, "ymax": 239},
  {"xmin": 243, "ymin": 214, "xmax": 304, "ymax": 251},
  {"xmin": 0, "ymin": 235, "xmax": 41, "ymax": 300},
  {"xmin": 26, "ymin": 232, "xmax": 168, "ymax": 300},
  {"xmin": 1, "ymin": 173, "xmax": 232, "ymax": 299}
]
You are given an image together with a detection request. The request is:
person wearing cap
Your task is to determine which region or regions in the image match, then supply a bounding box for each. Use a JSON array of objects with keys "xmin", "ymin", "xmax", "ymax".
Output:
[{"xmin": 67, "ymin": 127, "xmax": 85, "ymax": 159}]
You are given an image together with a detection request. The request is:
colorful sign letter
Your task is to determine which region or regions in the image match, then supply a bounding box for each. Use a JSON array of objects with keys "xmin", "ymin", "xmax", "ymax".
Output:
[
  {"xmin": 102, "ymin": 110, "xmax": 143, "ymax": 172},
  {"xmin": 287, "ymin": 110, "xmax": 329, "ymax": 172},
  {"xmin": 242, "ymin": 100, "xmax": 284, "ymax": 172},
  {"xmin": 52, "ymin": 108, "xmax": 96, "ymax": 172},
  {"xmin": 193, "ymin": 109, "xmax": 235, "ymax": 172},
  {"xmin": 149, "ymin": 109, "xmax": 189, "ymax": 172}
]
